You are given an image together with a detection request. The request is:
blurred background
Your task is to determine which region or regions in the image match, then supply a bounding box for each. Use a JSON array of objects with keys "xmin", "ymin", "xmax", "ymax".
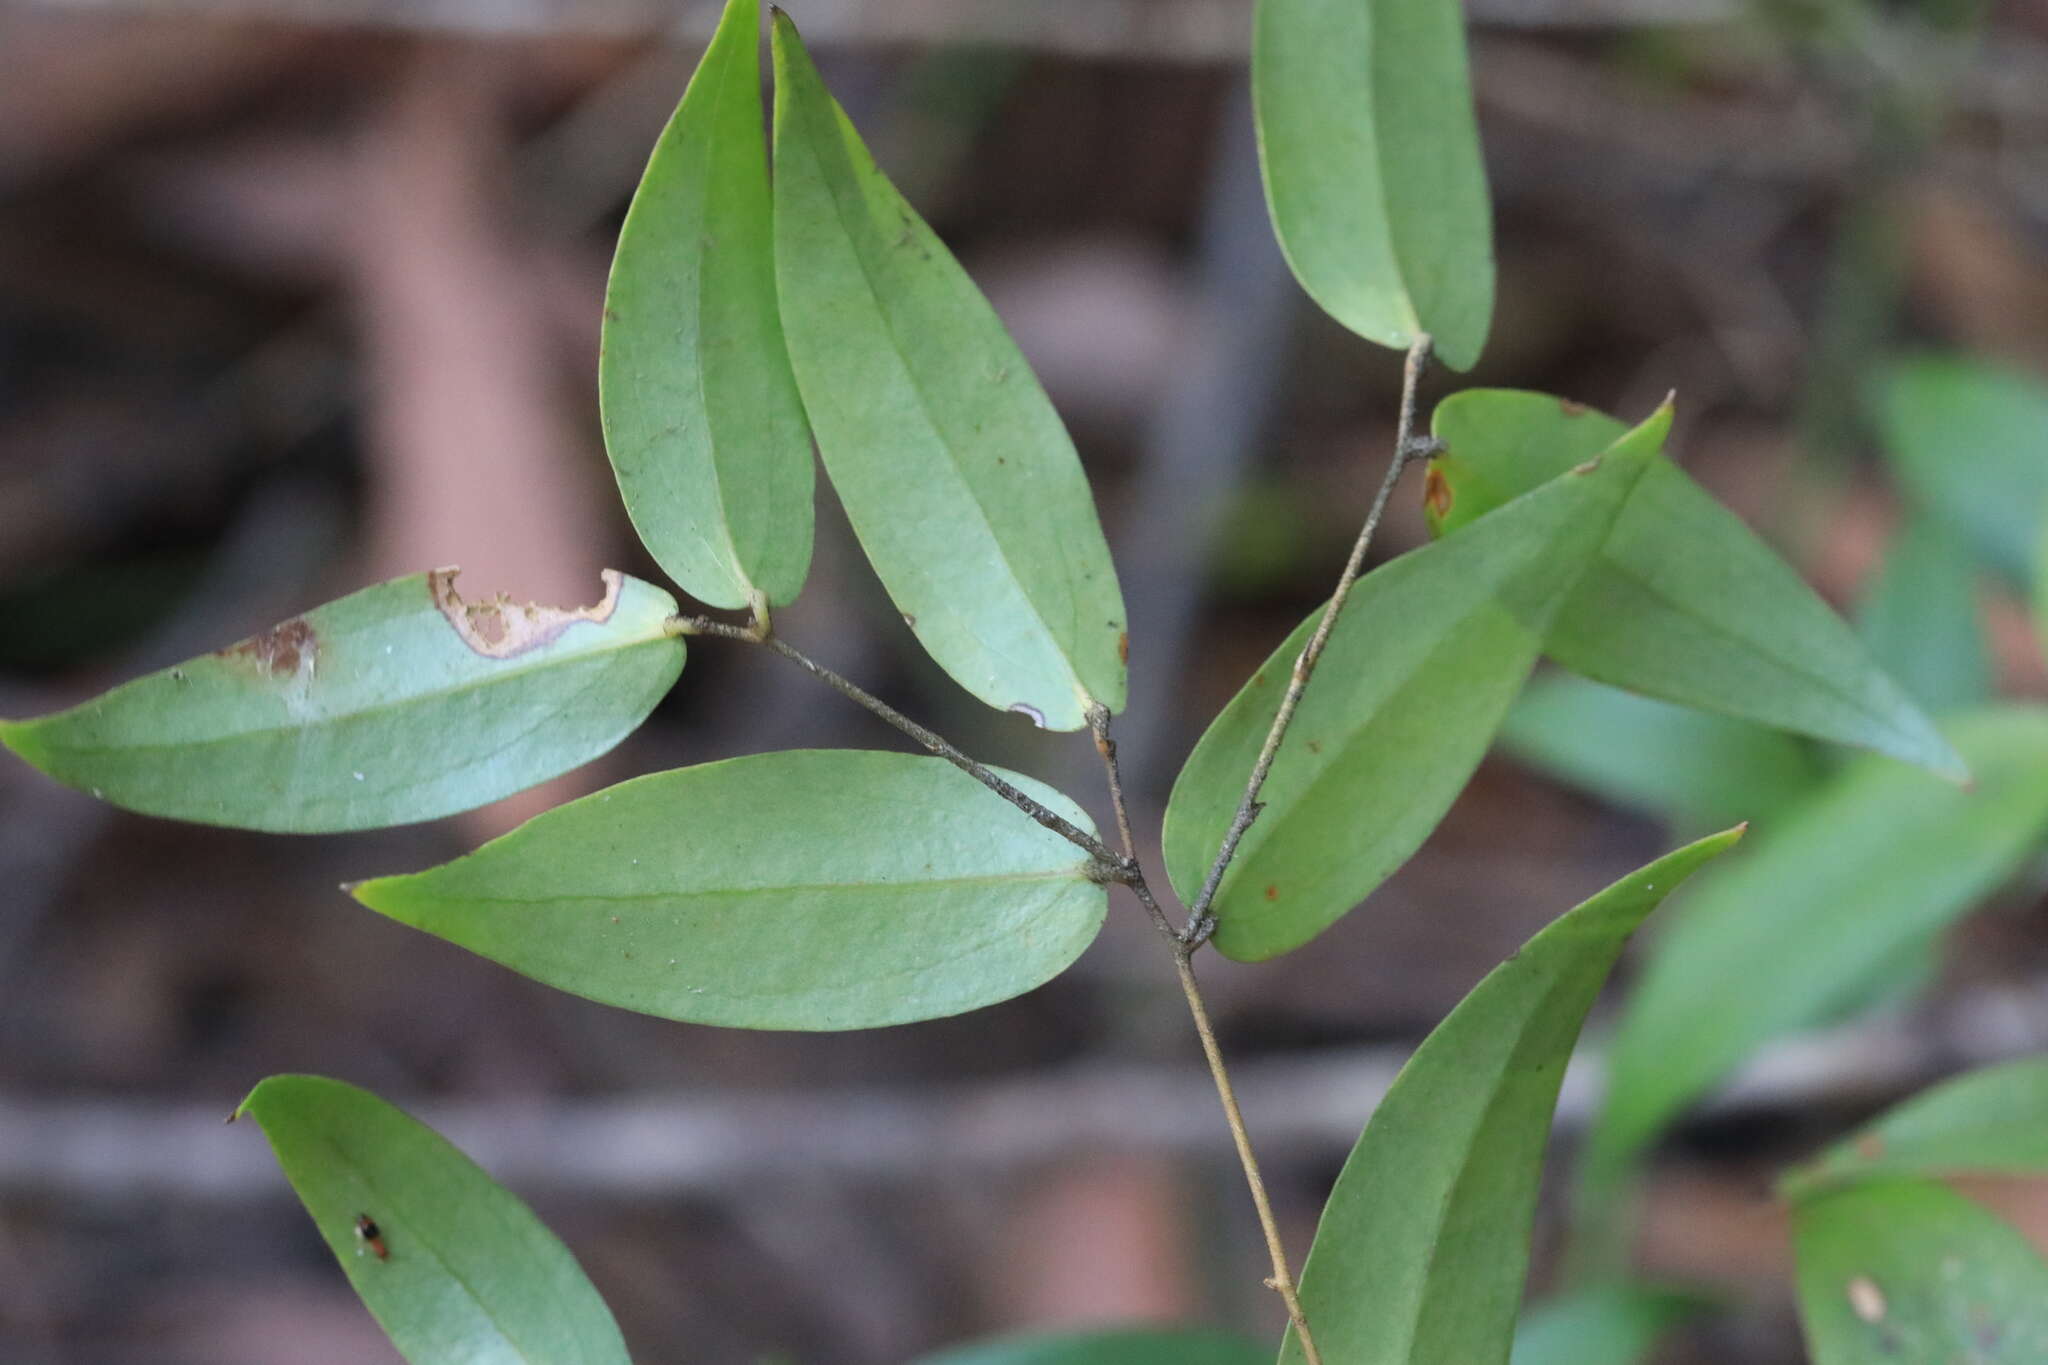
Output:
[{"xmin": 3, "ymin": 0, "xmax": 2047, "ymax": 1360}]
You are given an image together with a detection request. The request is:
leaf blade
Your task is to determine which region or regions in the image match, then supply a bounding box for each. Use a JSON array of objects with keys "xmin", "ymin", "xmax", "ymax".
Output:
[
  {"xmin": 600, "ymin": 0, "xmax": 814, "ymax": 609},
  {"xmin": 1788, "ymin": 1059, "xmax": 2048, "ymax": 1196},
  {"xmin": 0, "ymin": 569, "xmax": 684, "ymax": 833},
  {"xmin": 1253, "ymin": 0, "xmax": 1494, "ymax": 368},
  {"xmin": 1793, "ymin": 1178, "xmax": 2048, "ymax": 1365},
  {"xmin": 912, "ymin": 1326, "xmax": 1265, "ymax": 1365},
  {"xmin": 237, "ymin": 1074, "xmax": 630, "ymax": 1365},
  {"xmin": 352, "ymin": 750, "xmax": 1107, "ymax": 1030},
  {"xmin": 769, "ymin": 14, "xmax": 1126, "ymax": 729},
  {"xmin": 1164, "ymin": 412, "xmax": 1663, "ymax": 961},
  {"xmin": 1280, "ymin": 830, "xmax": 1742, "ymax": 1365}
]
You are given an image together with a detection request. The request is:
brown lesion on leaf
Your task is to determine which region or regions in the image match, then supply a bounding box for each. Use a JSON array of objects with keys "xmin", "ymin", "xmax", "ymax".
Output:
[
  {"xmin": 1559, "ymin": 398, "xmax": 1591, "ymax": 417},
  {"xmin": 428, "ymin": 567, "xmax": 624, "ymax": 659},
  {"xmin": 217, "ymin": 618, "xmax": 317, "ymax": 679},
  {"xmin": 1423, "ymin": 463, "xmax": 1454, "ymax": 520},
  {"xmin": 1117, "ymin": 631, "xmax": 1130, "ymax": 665}
]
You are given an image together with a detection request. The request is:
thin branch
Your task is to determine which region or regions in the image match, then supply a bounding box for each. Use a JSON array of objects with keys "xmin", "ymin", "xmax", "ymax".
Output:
[
  {"xmin": 1176, "ymin": 949, "xmax": 1325, "ymax": 1365},
  {"xmin": 1183, "ymin": 333, "xmax": 1438, "ymax": 944},
  {"xmin": 671, "ymin": 615, "xmax": 1126, "ymax": 872},
  {"xmin": 1086, "ymin": 703, "xmax": 1179, "ymax": 940}
]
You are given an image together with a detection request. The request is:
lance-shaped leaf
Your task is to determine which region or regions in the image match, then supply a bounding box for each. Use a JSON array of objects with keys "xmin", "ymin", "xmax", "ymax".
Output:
[
  {"xmin": 601, "ymin": 0, "xmax": 813, "ymax": 611},
  {"xmin": 1856, "ymin": 513, "xmax": 1991, "ymax": 715},
  {"xmin": 1793, "ymin": 1178, "xmax": 2048, "ymax": 1365},
  {"xmin": 1785, "ymin": 1059, "xmax": 2048, "ymax": 1198},
  {"xmin": 351, "ymin": 750, "xmax": 1107, "ymax": 1030},
  {"xmin": 1587, "ymin": 707, "xmax": 2048, "ymax": 1183},
  {"xmin": 1427, "ymin": 389, "xmax": 1962, "ymax": 778},
  {"xmin": 769, "ymin": 14, "xmax": 1126, "ymax": 731},
  {"xmin": 236, "ymin": 1074, "xmax": 629, "ymax": 1365},
  {"xmin": 1510, "ymin": 1285, "xmax": 1709, "ymax": 1365},
  {"xmin": 1873, "ymin": 354, "xmax": 2048, "ymax": 584},
  {"xmin": 913, "ymin": 1327, "xmax": 1265, "ymax": 1365},
  {"xmin": 1279, "ymin": 830, "xmax": 1741, "ymax": 1365},
  {"xmin": 1501, "ymin": 672, "xmax": 1821, "ymax": 833},
  {"xmin": 1163, "ymin": 410, "xmax": 1664, "ymax": 962},
  {"xmin": 0, "ymin": 569, "xmax": 683, "ymax": 833},
  {"xmin": 1253, "ymin": 0, "xmax": 1494, "ymax": 369}
]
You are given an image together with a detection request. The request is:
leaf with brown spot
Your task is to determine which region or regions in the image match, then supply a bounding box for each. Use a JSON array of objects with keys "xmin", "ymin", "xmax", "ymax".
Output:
[
  {"xmin": 1783, "ymin": 1059, "xmax": 2048, "ymax": 1198},
  {"xmin": 0, "ymin": 569, "xmax": 684, "ymax": 832}
]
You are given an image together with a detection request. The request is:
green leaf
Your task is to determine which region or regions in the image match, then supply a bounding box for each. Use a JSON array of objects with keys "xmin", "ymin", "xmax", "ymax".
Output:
[
  {"xmin": 1856, "ymin": 513, "xmax": 1991, "ymax": 715},
  {"xmin": 1873, "ymin": 354, "xmax": 2048, "ymax": 584},
  {"xmin": 0, "ymin": 569, "xmax": 684, "ymax": 833},
  {"xmin": 1164, "ymin": 410, "xmax": 1663, "ymax": 962},
  {"xmin": 1793, "ymin": 1178, "xmax": 2048, "ymax": 1365},
  {"xmin": 1501, "ymin": 672, "xmax": 1822, "ymax": 832},
  {"xmin": 600, "ymin": 0, "xmax": 812, "ymax": 611},
  {"xmin": 351, "ymin": 750, "xmax": 1107, "ymax": 1030},
  {"xmin": 911, "ymin": 1326, "xmax": 1265, "ymax": 1365},
  {"xmin": 236, "ymin": 1074, "xmax": 629, "ymax": 1365},
  {"xmin": 1588, "ymin": 707, "xmax": 2048, "ymax": 1181},
  {"xmin": 1252, "ymin": 0, "xmax": 1494, "ymax": 369},
  {"xmin": 1786, "ymin": 1059, "xmax": 2048, "ymax": 1198},
  {"xmin": 1280, "ymin": 829, "xmax": 1742, "ymax": 1365},
  {"xmin": 1510, "ymin": 1285, "xmax": 1708, "ymax": 1365},
  {"xmin": 769, "ymin": 14, "xmax": 1126, "ymax": 731},
  {"xmin": 1428, "ymin": 389, "xmax": 1963, "ymax": 779}
]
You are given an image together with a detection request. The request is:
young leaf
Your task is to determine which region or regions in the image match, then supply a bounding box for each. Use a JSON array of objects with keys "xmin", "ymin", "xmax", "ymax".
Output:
[
  {"xmin": 769, "ymin": 13, "xmax": 1126, "ymax": 731},
  {"xmin": 1252, "ymin": 0, "xmax": 1494, "ymax": 369},
  {"xmin": 911, "ymin": 1326, "xmax": 1264, "ymax": 1365},
  {"xmin": 1786, "ymin": 1059, "xmax": 2048, "ymax": 1197},
  {"xmin": 1793, "ymin": 1178, "xmax": 2048, "ymax": 1365},
  {"xmin": 1280, "ymin": 830, "xmax": 1742, "ymax": 1365},
  {"xmin": 601, "ymin": 0, "xmax": 814, "ymax": 611},
  {"xmin": 1588, "ymin": 707, "xmax": 2048, "ymax": 1182},
  {"xmin": 1855, "ymin": 513, "xmax": 1991, "ymax": 715},
  {"xmin": 235, "ymin": 1074, "xmax": 629, "ymax": 1365},
  {"xmin": 1428, "ymin": 389, "xmax": 1963, "ymax": 778},
  {"xmin": 0, "ymin": 569, "xmax": 684, "ymax": 833},
  {"xmin": 1510, "ymin": 1285, "xmax": 1709, "ymax": 1365},
  {"xmin": 1163, "ymin": 410, "xmax": 1663, "ymax": 962},
  {"xmin": 1501, "ymin": 672, "xmax": 1821, "ymax": 833},
  {"xmin": 1873, "ymin": 354, "xmax": 2048, "ymax": 584},
  {"xmin": 351, "ymin": 750, "xmax": 1107, "ymax": 1030}
]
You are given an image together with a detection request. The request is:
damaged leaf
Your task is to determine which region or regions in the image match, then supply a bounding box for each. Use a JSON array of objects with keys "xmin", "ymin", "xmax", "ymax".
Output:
[
  {"xmin": 1253, "ymin": 0, "xmax": 1494, "ymax": 368},
  {"xmin": 602, "ymin": 0, "xmax": 814, "ymax": 611},
  {"xmin": 1280, "ymin": 830, "xmax": 1740, "ymax": 1365},
  {"xmin": 0, "ymin": 569, "xmax": 684, "ymax": 832},
  {"xmin": 236, "ymin": 1075, "xmax": 629, "ymax": 1365},
  {"xmin": 770, "ymin": 14, "xmax": 1126, "ymax": 731},
  {"xmin": 350, "ymin": 750, "xmax": 1107, "ymax": 1030},
  {"xmin": 1428, "ymin": 389, "xmax": 1963, "ymax": 778},
  {"xmin": 1793, "ymin": 1178, "xmax": 2048, "ymax": 1365},
  {"xmin": 1162, "ymin": 410, "xmax": 1664, "ymax": 961},
  {"xmin": 1588, "ymin": 707, "xmax": 2048, "ymax": 1188}
]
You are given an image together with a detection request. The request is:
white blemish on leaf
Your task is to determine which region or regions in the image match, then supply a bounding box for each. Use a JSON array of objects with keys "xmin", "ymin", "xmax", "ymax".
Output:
[
  {"xmin": 1847, "ymin": 1275, "xmax": 1886, "ymax": 1323},
  {"xmin": 428, "ymin": 568, "xmax": 625, "ymax": 659},
  {"xmin": 1007, "ymin": 702, "xmax": 1047, "ymax": 728}
]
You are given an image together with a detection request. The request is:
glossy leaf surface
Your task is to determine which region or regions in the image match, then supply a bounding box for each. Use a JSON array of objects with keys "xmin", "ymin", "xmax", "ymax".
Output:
[
  {"xmin": 601, "ymin": 0, "xmax": 813, "ymax": 609},
  {"xmin": 1510, "ymin": 1285, "xmax": 1707, "ymax": 1365},
  {"xmin": 1429, "ymin": 389, "xmax": 1961, "ymax": 777},
  {"xmin": 1280, "ymin": 830, "xmax": 1741, "ymax": 1365},
  {"xmin": 1855, "ymin": 513, "xmax": 1991, "ymax": 714},
  {"xmin": 0, "ymin": 569, "xmax": 683, "ymax": 832},
  {"xmin": 1253, "ymin": 0, "xmax": 1493, "ymax": 368},
  {"xmin": 913, "ymin": 1326, "xmax": 1264, "ymax": 1365},
  {"xmin": 237, "ymin": 1074, "xmax": 629, "ymax": 1365},
  {"xmin": 770, "ymin": 15, "xmax": 1126, "ymax": 730},
  {"xmin": 353, "ymin": 750, "xmax": 1107, "ymax": 1030},
  {"xmin": 1501, "ymin": 672, "xmax": 1820, "ymax": 832},
  {"xmin": 1794, "ymin": 1178, "xmax": 2048, "ymax": 1365},
  {"xmin": 1164, "ymin": 416, "xmax": 1663, "ymax": 961},
  {"xmin": 1874, "ymin": 355, "xmax": 2048, "ymax": 583},
  {"xmin": 1788, "ymin": 1059, "xmax": 2048, "ymax": 1196},
  {"xmin": 1590, "ymin": 708, "xmax": 2048, "ymax": 1179}
]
